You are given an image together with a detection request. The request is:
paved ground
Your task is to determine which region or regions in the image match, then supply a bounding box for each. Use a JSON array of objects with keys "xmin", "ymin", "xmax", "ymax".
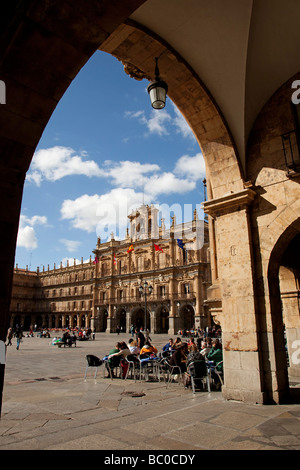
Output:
[{"xmin": 1, "ymin": 332, "xmax": 300, "ymax": 453}]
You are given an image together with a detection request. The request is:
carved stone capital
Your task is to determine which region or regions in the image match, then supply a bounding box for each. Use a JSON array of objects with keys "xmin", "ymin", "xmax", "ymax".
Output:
[
  {"xmin": 122, "ymin": 61, "xmax": 149, "ymax": 81},
  {"xmin": 202, "ymin": 188, "xmax": 256, "ymax": 218}
]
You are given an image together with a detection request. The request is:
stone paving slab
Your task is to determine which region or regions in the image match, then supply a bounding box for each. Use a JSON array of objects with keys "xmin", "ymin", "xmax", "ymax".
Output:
[{"xmin": 1, "ymin": 333, "xmax": 300, "ymax": 452}]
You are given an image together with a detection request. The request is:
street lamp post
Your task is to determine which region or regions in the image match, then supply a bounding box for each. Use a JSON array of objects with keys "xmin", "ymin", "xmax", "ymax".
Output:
[{"xmin": 139, "ymin": 280, "xmax": 153, "ymax": 331}]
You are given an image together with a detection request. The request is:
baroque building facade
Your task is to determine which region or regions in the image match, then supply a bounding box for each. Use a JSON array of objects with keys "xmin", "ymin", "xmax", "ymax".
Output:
[
  {"xmin": 93, "ymin": 205, "xmax": 210, "ymax": 334},
  {"xmin": 10, "ymin": 259, "xmax": 95, "ymax": 331},
  {"xmin": 9, "ymin": 205, "xmax": 211, "ymax": 334}
]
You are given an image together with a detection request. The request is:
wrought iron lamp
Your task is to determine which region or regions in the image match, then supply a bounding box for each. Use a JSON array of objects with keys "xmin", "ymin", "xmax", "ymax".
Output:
[
  {"xmin": 139, "ymin": 280, "xmax": 153, "ymax": 330},
  {"xmin": 147, "ymin": 57, "xmax": 168, "ymax": 109}
]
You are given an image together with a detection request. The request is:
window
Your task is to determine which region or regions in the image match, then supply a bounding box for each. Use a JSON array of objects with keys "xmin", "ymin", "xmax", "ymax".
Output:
[
  {"xmin": 160, "ymin": 285, "xmax": 166, "ymax": 296},
  {"xmin": 184, "ymin": 283, "xmax": 190, "ymax": 294},
  {"xmin": 282, "ymin": 104, "xmax": 300, "ymax": 174}
]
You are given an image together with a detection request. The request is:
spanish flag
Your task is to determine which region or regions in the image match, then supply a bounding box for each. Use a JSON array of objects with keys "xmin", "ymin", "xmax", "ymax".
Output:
[
  {"xmin": 154, "ymin": 243, "xmax": 163, "ymax": 252},
  {"xmin": 127, "ymin": 244, "xmax": 134, "ymax": 253}
]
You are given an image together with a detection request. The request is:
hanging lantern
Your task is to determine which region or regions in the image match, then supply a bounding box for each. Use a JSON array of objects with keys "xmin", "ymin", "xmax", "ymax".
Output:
[{"xmin": 147, "ymin": 57, "xmax": 168, "ymax": 109}]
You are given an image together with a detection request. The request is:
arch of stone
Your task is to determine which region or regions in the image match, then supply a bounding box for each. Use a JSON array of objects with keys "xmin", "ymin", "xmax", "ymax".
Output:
[{"xmin": 0, "ymin": 1, "xmax": 299, "ymax": 409}]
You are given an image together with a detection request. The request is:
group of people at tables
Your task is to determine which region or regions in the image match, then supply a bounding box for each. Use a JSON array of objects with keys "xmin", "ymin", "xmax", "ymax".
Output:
[{"xmin": 102, "ymin": 328, "xmax": 223, "ymax": 389}]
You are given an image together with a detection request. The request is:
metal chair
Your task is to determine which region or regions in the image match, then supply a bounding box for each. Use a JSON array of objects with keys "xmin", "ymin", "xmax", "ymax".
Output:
[
  {"xmin": 214, "ymin": 361, "xmax": 224, "ymax": 388},
  {"xmin": 106, "ymin": 355, "xmax": 121, "ymax": 379},
  {"xmin": 124, "ymin": 354, "xmax": 139, "ymax": 381},
  {"xmin": 84, "ymin": 354, "xmax": 102, "ymax": 381},
  {"xmin": 156, "ymin": 357, "xmax": 169, "ymax": 383},
  {"xmin": 138, "ymin": 354, "xmax": 151, "ymax": 381},
  {"xmin": 206, "ymin": 359, "xmax": 223, "ymax": 390},
  {"xmin": 187, "ymin": 360, "xmax": 211, "ymax": 393},
  {"xmin": 164, "ymin": 359, "xmax": 183, "ymax": 387}
]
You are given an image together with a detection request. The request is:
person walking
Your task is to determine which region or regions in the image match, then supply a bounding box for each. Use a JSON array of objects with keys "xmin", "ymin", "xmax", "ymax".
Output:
[
  {"xmin": 15, "ymin": 327, "xmax": 23, "ymax": 350},
  {"xmin": 6, "ymin": 327, "xmax": 13, "ymax": 346}
]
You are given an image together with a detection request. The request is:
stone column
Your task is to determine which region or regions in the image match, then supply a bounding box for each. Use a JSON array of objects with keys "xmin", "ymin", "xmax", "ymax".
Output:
[
  {"xmin": 204, "ymin": 188, "xmax": 266, "ymax": 404},
  {"xmin": 194, "ymin": 274, "xmax": 201, "ymax": 330},
  {"xmin": 106, "ymin": 304, "xmax": 114, "ymax": 333},
  {"xmin": 168, "ymin": 275, "xmax": 176, "ymax": 335}
]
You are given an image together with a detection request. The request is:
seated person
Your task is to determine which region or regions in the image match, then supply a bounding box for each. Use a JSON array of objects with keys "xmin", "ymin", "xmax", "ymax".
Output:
[
  {"xmin": 128, "ymin": 338, "xmax": 140, "ymax": 355},
  {"xmin": 200, "ymin": 340, "xmax": 211, "ymax": 357},
  {"xmin": 108, "ymin": 341, "xmax": 132, "ymax": 379},
  {"xmin": 61, "ymin": 331, "xmax": 71, "ymax": 346},
  {"xmin": 188, "ymin": 341, "xmax": 198, "ymax": 353},
  {"xmin": 139, "ymin": 340, "xmax": 158, "ymax": 356},
  {"xmin": 172, "ymin": 337, "xmax": 183, "ymax": 349},
  {"xmin": 206, "ymin": 339, "xmax": 222, "ymax": 364},
  {"xmin": 162, "ymin": 338, "xmax": 174, "ymax": 352},
  {"xmin": 206, "ymin": 339, "xmax": 223, "ymax": 388},
  {"xmin": 105, "ymin": 342, "xmax": 121, "ymax": 377},
  {"xmin": 169, "ymin": 343, "xmax": 188, "ymax": 372},
  {"xmin": 108, "ymin": 341, "xmax": 131, "ymax": 360}
]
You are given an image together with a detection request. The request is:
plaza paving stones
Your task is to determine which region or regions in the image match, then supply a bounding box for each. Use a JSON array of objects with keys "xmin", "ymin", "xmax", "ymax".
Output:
[{"xmin": 1, "ymin": 333, "xmax": 300, "ymax": 451}]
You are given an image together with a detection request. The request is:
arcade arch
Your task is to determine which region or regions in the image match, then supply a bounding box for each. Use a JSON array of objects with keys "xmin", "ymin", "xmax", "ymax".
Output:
[{"xmin": 0, "ymin": 1, "xmax": 299, "ymax": 407}]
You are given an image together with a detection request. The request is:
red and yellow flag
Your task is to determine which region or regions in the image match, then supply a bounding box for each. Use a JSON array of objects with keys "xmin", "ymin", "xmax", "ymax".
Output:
[
  {"xmin": 127, "ymin": 244, "xmax": 134, "ymax": 253},
  {"xmin": 154, "ymin": 243, "xmax": 163, "ymax": 252}
]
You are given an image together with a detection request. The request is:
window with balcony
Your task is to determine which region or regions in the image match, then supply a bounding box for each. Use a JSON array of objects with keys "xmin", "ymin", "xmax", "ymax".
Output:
[{"xmin": 282, "ymin": 104, "xmax": 300, "ymax": 175}]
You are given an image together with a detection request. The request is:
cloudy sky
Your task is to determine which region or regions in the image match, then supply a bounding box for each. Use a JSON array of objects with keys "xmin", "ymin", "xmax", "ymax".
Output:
[{"xmin": 15, "ymin": 50, "xmax": 206, "ymax": 270}]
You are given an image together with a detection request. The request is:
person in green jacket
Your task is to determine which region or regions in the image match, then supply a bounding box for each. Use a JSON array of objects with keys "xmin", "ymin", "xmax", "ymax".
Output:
[
  {"xmin": 105, "ymin": 343, "xmax": 121, "ymax": 378},
  {"xmin": 207, "ymin": 338, "xmax": 223, "ymax": 389}
]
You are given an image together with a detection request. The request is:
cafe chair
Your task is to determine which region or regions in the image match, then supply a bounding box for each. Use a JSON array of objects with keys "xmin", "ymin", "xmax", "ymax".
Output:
[
  {"xmin": 187, "ymin": 360, "xmax": 211, "ymax": 393},
  {"xmin": 214, "ymin": 361, "xmax": 224, "ymax": 387},
  {"xmin": 124, "ymin": 354, "xmax": 139, "ymax": 381},
  {"xmin": 84, "ymin": 354, "xmax": 102, "ymax": 381},
  {"xmin": 106, "ymin": 355, "xmax": 122, "ymax": 379},
  {"xmin": 138, "ymin": 354, "xmax": 152, "ymax": 381},
  {"xmin": 164, "ymin": 359, "xmax": 182, "ymax": 387}
]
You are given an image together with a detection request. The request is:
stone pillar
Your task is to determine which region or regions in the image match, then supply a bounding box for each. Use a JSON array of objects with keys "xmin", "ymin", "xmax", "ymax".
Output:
[
  {"xmin": 204, "ymin": 188, "xmax": 267, "ymax": 404},
  {"xmin": 194, "ymin": 274, "xmax": 201, "ymax": 330},
  {"xmin": 168, "ymin": 275, "xmax": 176, "ymax": 335},
  {"xmin": 106, "ymin": 304, "xmax": 114, "ymax": 333}
]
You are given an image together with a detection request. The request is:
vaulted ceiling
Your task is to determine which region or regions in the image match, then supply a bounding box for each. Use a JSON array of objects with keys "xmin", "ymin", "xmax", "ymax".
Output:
[{"xmin": 129, "ymin": 0, "xmax": 300, "ymax": 167}]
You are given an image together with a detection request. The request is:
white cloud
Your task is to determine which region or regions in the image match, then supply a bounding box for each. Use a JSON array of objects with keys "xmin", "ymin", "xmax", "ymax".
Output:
[
  {"xmin": 125, "ymin": 103, "xmax": 197, "ymax": 140},
  {"xmin": 144, "ymin": 110, "xmax": 172, "ymax": 136},
  {"xmin": 125, "ymin": 109, "xmax": 172, "ymax": 136},
  {"xmin": 144, "ymin": 172, "xmax": 196, "ymax": 197},
  {"xmin": 60, "ymin": 239, "xmax": 81, "ymax": 253},
  {"xmin": 60, "ymin": 188, "xmax": 150, "ymax": 241},
  {"xmin": 61, "ymin": 257, "xmax": 82, "ymax": 267},
  {"xmin": 104, "ymin": 160, "xmax": 160, "ymax": 188},
  {"xmin": 174, "ymin": 152, "xmax": 206, "ymax": 181},
  {"xmin": 26, "ymin": 146, "xmax": 104, "ymax": 186},
  {"xmin": 17, "ymin": 215, "xmax": 48, "ymax": 250}
]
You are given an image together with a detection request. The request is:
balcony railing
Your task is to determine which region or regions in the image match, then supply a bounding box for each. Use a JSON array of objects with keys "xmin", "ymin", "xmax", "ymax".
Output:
[
  {"xmin": 282, "ymin": 130, "xmax": 300, "ymax": 175},
  {"xmin": 96, "ymin": 291, "xmax": 196, "ymax": 306}
]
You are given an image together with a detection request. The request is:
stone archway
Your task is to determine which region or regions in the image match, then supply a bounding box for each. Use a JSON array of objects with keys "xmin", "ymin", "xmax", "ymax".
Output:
[
  {"xmin": 265, "ymin": 218, "xmax": 300, "ymax": 403},
  {"xmin": 100, "ymin": 21, "xmax": 243, "ymax": 199},
  {"xmin": 131, "ymin": 306, "xmax": 150, "ymax": 331},
  {"xmin": 1, "ymin": 1, "xmax": 295, "ymax": 409},
  {"xmin": 0, "ymin": 0, "xmax": 147, "ymax": 344}
]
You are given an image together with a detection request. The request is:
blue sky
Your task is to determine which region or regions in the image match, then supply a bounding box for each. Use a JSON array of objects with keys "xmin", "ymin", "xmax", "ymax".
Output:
[{"xmin": 15, "ymin": 50, "xmax": 206, "ymax": 270}]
